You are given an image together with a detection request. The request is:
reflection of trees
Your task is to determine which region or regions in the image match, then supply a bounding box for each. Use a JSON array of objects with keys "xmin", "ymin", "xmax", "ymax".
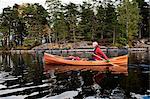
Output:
[
  {"xmin": 120, "ymin": 70, "xmax": 143, "ymax": 96},
  {"xmin": 10, "ymin": 53, "xmax": 44, "ymax": 85},
  {"xmin": 126, "ymin": 52, "xmax": 149, "ymax": 96},
  {"xmin": 10, "ymin": 53, "xmax": 27, "ymax": 86},
  {"xmin": 26, "ymin": 53, "xmax": 44, "ymax": 85},
  {"xmin": 129, "ymin": 52, "xmax": 149, "ymax": 64},
  {"xmin": 11, "ymin": 53, "xmax": 24, "ymax": 76},
  {"xmin": 146, "ymin": 51, "xmax": 150, "ymax": 65},
  {"xmin": 0, "ymin": 52, "xmax": 12, "ymax": 72},
  {"xmin": 136, "ymin": 52, "xmax": 145, "ymax": 63}
]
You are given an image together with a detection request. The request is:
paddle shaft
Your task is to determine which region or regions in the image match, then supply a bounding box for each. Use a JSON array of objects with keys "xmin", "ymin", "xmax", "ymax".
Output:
[{"xmin": 93, "ymin": 54, "xmax": 119, "ymax": 67}]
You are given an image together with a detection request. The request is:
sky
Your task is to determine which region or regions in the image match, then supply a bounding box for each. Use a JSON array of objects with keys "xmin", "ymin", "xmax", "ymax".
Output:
[{"xmin": 0, "ymin": 0, "xmax": 149, "ymax": 13}]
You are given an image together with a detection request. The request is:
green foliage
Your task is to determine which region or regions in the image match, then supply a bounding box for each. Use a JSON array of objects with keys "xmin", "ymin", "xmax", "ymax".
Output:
[
  {"xmin": 136, "ymin": 0, "xmax": 149, "ymax": 38},
  {"xmin": 0, "ymin": 0, "xmax": 147, "ymax": 49},
  {"xmin": 79, "ymin": 1, "xmax": 97, "ymax": 41},
  {"xmin": 46, "ymin": 0, "xmax": 62, "ymax": 25},
  {"xmin": 117, "ymin": 37, "xmax": 128, "ymax": 46},
  {"xmin": 23, "ymin": 38, "xmax": 40, "ymax": 48},
  {"xmin": 120, "ymin": 71, "xmax": 142, "ymax": 94},
  {"xmin": 64, "ymin": 3, "xmax": 79, "ymax": 42},
  {"xmin": 53, "ymin": 12, "xmax": 68, "ymax": 42},
  {"xmin": 0, "ymin": 3, "xmax": 49, "ymax": 49},
  {"xmin": 117, "ymin": 0, "xmax": 141, "ymax": 45},
  {"xmin": 96, "ymin": 5, "xmax": 105, "ymax": 39},
  {"xmin": 23, "ymin": 38, "xmax": 35, "ymax": 46},
  {"xmin": 22, "ymin": 3, "xmax": 48, "ymax": 37}
]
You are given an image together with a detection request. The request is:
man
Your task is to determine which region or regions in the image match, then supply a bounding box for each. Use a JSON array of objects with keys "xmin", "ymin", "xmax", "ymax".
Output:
[{"xmin": 92, "ymin": 41, "xmax": 110, "ymax": 62}]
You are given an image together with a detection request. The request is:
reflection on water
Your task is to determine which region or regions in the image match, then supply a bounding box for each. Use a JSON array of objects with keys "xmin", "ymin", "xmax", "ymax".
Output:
[
  {"xmin": 128, "ymin": 51, "xmax": 150, "ymax": 70},
  {"xmin": 0, "ymin": 50, "xmax": 149, "ymax": 98},
  {"xmin": 127, "ymin": 51, "xmax": 150, "ymax": 96}
]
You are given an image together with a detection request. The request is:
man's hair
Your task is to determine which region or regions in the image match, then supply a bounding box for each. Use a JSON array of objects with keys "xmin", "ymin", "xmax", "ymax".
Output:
[{"xmin": 93, "ymin": 41, "xmax": 98, "ymax": 46}]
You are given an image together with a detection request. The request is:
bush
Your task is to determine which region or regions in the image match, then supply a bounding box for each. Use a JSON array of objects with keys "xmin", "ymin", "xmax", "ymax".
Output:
[
  {"xmin": 23, "ymin": 38, "xmax": 41, "ymax": 48},
  {"xmin": 15, "ymin": 46, "xmax": 31, "ymax": 50},
  {"xmin": 117, "ymin": 37, "xmax": 127, "ymax": 46},
  {"xmin": 113, "ymin": 43, "xmax": 124, "ymax": 48},
  {"xmin": 23, "ymin": 38, "xmax": 35, "ymax": 47}
]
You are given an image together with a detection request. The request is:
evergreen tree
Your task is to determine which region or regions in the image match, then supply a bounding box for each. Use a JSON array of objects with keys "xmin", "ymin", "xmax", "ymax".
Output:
[
  {"xmin": 96, "ymin": 4, "xmax": 105, "ymax": 40},
  {"xmin": 117, "ymin": 0, "xmax": 141, "ymax": 46},
  {"xmin": 79, "ymin": 1, "xmax": 97, "ymax": 41},
  {"xmin": 21, "ymin": 3, "xmax": 48, "ymax": 43},
  {"xmin": 46, "ymin": 0, "xmax": 62, "ymax": 43},
  {"xmin": 136, "ymin": 0, "xmax": 149, "ymax": 38},
  {"xmin": 0, "ymin": 7, "xmax": 13, "ymax": 48},
  {"xmin": 64, "ymin": 3, "xmax": 79, "ymax": 42},
  {"xmin": 105, "ymin": 2, "xmax": 118, "ymax": 44},
  {"xmin": 45, "ymin": 0, "xmax": 62, "ymax": 26},
  {"xmin": 53, "ymin": 12, "xmax": 68, "ymax": 43}
]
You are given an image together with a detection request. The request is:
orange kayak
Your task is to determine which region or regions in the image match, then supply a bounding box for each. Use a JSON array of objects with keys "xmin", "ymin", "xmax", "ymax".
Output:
[
  {"xmin": 44, "ymin": 53, "xmax": 128, "ymax": 66},
  {"xmin": 44, "ymin": 53, "xmax": 128, "ymax": 74}
]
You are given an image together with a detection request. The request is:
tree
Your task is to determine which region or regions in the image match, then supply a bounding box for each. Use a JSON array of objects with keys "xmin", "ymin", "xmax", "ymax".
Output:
[
  {"xmin": 105, "ymin": 2, "xmax": 118, "ymax": 45},
  {"xmin": 0, "ymin": 7, "xmax": 13, "ymax": 48},
  {"xmin": 136, "ymin": 0, "xmax": 149, "ymax": 38},
  {"xmin": 117, "ymin": 0, "xmax": 141, "ymax": 46},
  {"xmin": 21, "ymin": 3, "xmax": 49, "ymax": 44},
  {"xmin": 96, "ymin": 4, "xmax": 105, "ymax": 40},
  {"xmin": 79, "ymin": 1, "xmax": 98, "ymax": 41},
  {"xmin": 64, "ymin": 3, "xmax": 79, "ymax": 42},
  {"xmin": 45, "ymin": 0, "xmax": 62, "ymax": 43},
  {"xmin": 45, "ymin": 0, "xmax": 61, "ymax": 25},
  {"xmin": 53, "ymin": 12, "xmax": 68, "ymax": 43}
]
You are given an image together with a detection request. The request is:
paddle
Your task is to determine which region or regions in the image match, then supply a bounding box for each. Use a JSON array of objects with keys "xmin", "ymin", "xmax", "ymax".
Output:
[{"xmin": 92, "ymin": 53, "xmax": 120, "ymax": 67}]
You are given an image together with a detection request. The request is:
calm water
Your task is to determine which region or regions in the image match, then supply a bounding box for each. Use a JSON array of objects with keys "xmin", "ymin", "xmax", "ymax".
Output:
[{"xmin": 0, "ymin": 50, "xmax": 149, "ymax": 99}]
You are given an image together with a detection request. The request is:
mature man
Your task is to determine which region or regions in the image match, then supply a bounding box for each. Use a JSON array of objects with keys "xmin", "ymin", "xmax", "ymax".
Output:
[{"xmin": 92, "ymin": 41, "xmax": 110, "ymax": 62}]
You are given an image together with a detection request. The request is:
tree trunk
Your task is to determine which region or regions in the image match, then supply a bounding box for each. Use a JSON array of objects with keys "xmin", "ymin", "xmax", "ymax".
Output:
[
  {"xmin": 8, "ymin": 25, "xmax": 11, "ymax": 48},
  {"xmin": 149, "ymin": 20, "xmax": 150, "ymax": 41},
  {"xmin": 73, "ymin": 28, "xmax": 76, "ymax": 43},
  {"xmin": 113, "ymin": 27, "xmax": 115, "ymax": 45},
  {"xmin": 55, "ymin": 32, "xmax": 58, "ymax": 44},
  {"xmin": 139, "ymin": 23, "xmax": 142, "ymax": 39},
  {"xmin": 139, "ymin": 29, "xmax": 141, "ymax": 39},
  {"xmin": 101, "ymin": 32, "xmax": 103, "ymax": 39}
]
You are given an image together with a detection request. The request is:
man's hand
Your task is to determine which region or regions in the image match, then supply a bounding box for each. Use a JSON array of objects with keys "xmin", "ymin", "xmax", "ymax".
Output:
[{"xmin": 105, "ymin": 60, "xmax": 110, "ymax": 63}]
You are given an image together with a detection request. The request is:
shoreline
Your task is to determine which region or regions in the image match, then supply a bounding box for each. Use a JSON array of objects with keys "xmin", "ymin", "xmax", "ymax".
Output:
[{"xmin": 0, "ymin": 47, "xmax": 149, "ymax": 53}]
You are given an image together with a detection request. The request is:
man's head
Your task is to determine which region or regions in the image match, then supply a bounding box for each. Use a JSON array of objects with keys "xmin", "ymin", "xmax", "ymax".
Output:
[{"xmin": 92, "ymin": 41, "xmax": 98, "ymax": 47}]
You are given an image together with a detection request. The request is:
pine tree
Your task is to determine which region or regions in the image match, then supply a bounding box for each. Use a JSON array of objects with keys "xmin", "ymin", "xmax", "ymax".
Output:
[
  {"xmin": 53, "ymin": 12, "xmax": 68, "ymax": 43},
  {"xmin": 64, "ymin": 3, "xmax": 79, "ymax": 42},
  {"xmin": 117, "ymin": 0, "xmax": 141, "ymax": 46},
  {"xmin": 79, "ymin": 1, "xmax": 96, "ymax": 41}
]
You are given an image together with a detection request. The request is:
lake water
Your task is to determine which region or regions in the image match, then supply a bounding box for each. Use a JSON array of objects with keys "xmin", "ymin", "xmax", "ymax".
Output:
[{"xmin": 0, "ymin": 50, "xmax": 149, "ymax": 99}]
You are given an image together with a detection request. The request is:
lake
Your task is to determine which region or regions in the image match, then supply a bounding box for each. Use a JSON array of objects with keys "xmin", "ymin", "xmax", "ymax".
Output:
[{"xmin": 0, "ymin": 50, "xmax": 149, "ymax": 99}]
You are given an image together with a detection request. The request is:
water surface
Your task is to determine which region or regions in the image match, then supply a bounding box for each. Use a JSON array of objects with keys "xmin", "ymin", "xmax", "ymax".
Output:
[{"xmin": 0, "ymin": 50, "xmax": 149, "ymax": 98}]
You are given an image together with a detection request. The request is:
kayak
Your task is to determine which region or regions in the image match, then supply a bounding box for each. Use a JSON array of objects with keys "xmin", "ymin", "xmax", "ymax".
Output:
[
  {"xmin": 44, "ymin": 53, "xmax": 127, "ymax": 66},
  {"xmin": 44, "ymin": 53, "xmax": 128, "ymax": 74}
]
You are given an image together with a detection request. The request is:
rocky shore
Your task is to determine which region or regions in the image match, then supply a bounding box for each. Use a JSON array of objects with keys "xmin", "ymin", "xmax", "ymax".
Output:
[
  {"xmin": 0, "ymin": 47, "xmax": 149, "ymax": 54},
  {"xmin": 132, "ymin": 38, "xmax": 150, "ymax": 48},
  {"xmin": 0, "ymin": 39, "xmax": 149, "ymax": 53}
]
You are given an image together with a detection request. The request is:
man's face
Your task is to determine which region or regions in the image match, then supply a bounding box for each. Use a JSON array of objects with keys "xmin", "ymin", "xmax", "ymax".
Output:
[{"xmin": 92, "ymin": 42, "xmax": 98, "ymax": 47}]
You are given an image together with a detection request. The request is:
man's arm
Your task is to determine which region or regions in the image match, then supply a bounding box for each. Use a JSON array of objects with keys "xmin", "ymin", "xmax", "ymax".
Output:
[{"xmin": 97, "ymin": 47, "xmax": 109, "ymax": 60}]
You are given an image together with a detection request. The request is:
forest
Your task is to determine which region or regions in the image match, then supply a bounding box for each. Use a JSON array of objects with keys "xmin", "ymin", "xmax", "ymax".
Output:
[{"xmin": 0, "ymin": 0, "xmax": 149, "ymax": 49}]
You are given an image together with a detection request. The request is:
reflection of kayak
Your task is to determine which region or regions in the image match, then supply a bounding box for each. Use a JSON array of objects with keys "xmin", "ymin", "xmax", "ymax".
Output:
[
  {"xmin": 44, "ymin": 53, "xmax": 127, "ymax": 66},
  {"xmin": 44, "ymin": 64, "xmax": 128, "ymax": 74}
]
